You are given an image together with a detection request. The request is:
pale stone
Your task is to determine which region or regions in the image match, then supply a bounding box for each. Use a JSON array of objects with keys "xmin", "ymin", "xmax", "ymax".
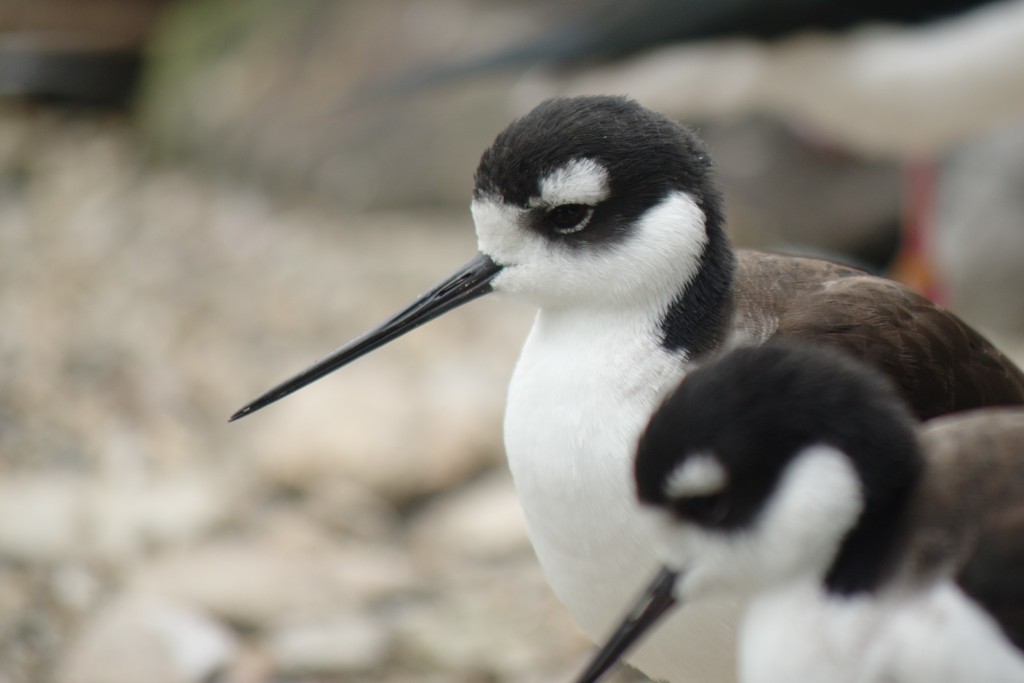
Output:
[
  {"xmin": 57, "ymin": 593, "xmax": 237, "ymax": 683},
  {"xmin": 0, "ymin": 476, "xmax": 229, "ymax": 563},
  {"xmin": 410, "ymin": 467, "xmax": 530, "ymax": 565},
  {"xmin": 268, "ymin": 615, "xmax": 392, "ymax": 674},
  {"xmin": 132, "ymin": 538, "xmax": 418, "ymax": 627},
  {"xmin": 392, "ymin": 558, "xmax": 591, "ymax": 680},
  {"xmin": 86, "ymin": 477, "xmax": 231, "ymax": 561},
  {"xmin": 302, "ymin": 476, "xmax": 403, "ymax": 541},
  {"xmin": 0, "ymin": 478, "xmax": 80, "ymax": 562}
]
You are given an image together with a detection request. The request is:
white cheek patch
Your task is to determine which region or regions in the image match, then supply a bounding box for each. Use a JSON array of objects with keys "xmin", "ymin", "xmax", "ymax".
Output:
[
  {"xmin": 665, "ymin": 453, "xmax": 728, "ymax": 498},
  {"xmin": 535, "ymin": 158, "xmax": 610, "ymax": 207},
  {"xmin": 758, "ymin": 445, "xmax": 864, "ymax": 556},
  {"xmin": 598, "ymin": 190, "xmax": 708, "ymax": 308},
  {"xmin": 728, "ymin": 444, "xmax": 864, "ymax": 588}
]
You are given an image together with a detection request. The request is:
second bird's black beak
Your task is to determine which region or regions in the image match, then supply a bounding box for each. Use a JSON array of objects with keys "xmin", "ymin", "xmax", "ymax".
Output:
[
  {"xmin": 573, "ymin": 566, "xmax": 682, "ymax": 683},
  {"xmin": 230, "ymin": 253, "xmax": 502, "ymax": 422}
]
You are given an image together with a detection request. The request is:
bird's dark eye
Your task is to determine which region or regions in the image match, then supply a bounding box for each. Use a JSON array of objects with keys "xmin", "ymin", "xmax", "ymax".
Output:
[
  {"xmin": 546, "ymin": 204, "xmax": 593, "ymax": 234},
  {"xmin": 672, "ymin": 493, "xmax": 730, "ymax": 526}
]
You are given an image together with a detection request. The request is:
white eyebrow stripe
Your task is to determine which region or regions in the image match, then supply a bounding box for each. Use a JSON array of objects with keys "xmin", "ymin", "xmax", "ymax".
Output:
[
  {"xmin": 665, "ymin": 454, "xmax": 728, "ymax": 498},
  {"xmin": 535, "ymin": 158, "xmax": 610, "ymax": 207}
]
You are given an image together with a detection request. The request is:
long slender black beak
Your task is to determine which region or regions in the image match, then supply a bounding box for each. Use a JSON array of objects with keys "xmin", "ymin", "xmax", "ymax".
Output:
[
  {"xmin": 573, "ymin": 566, "xmax": 681, "ymax": 683},
  {"xmin": 230, "ymin": 253, "xmax": 502, "ymax": 422}
]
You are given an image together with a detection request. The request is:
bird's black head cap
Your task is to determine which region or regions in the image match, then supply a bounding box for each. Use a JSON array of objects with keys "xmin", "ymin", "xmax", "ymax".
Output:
[{"xmin": 473, "ymin": 96, "xmax": 724, "ymax": 247}]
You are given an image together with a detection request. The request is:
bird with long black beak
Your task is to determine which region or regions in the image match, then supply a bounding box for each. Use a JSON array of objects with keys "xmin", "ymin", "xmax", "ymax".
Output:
[
  {"xmin": 573, "ymin": 342, "xmax": 1024, "ymax": 683},
  {"xmin": 232, "ymin": 96, "xmax": 1024, "ymax": 682}
]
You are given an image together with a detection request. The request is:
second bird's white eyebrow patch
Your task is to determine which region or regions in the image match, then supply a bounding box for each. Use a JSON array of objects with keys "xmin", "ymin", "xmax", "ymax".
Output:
[
  {"xmin": 665, "ymin": 453, "xmax": 728, "ymax": 498},
  {"xmin": 534, "ymin": 158, "xmax": 610, "ymax": 207}
]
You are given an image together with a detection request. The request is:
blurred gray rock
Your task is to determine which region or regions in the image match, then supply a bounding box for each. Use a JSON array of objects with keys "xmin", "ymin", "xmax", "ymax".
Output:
[
  {"xmin": 302, "ymin": 475, "xmax": 405, "ymax": 540},
  {"xmin": 51, "ymin": 565, "xmax": 103, "ymax": 614},
  {"xmin": 410, "ymin": 467, "xmax": 530, "ymax": 566},
  {"xmin": 132, "ymin": 537, "xmax": 419, "ymax": 627},
  {"xmin": 57, "ymin": 593, "xmax": 238, "ymax": 683},
  {"xmin": 220, "ymin": 646, "xmax": 274, "ymax": 683},
  {"xmin": 267, "ymin": 614, "xmax": 393, "ymax": 675},
  {"xmin": 0, "ymin": 476, "xmax": 229, "ymax": 563},
  {"xmin": 0, "ymin": 478, "xmax": 78, "ymax": 562},
  {"xmin": 391, "ymin": 567, "xmax": 590, "ymax": 681}
]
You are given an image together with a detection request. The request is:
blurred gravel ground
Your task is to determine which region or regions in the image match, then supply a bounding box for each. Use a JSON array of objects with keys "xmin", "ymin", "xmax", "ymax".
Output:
[{"xmin": 0, "ymin": 104, "xmax": 652, "ymax": 683}]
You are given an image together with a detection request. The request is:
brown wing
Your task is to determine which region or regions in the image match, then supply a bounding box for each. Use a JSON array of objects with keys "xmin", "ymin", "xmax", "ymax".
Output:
[
  {"xmin": 955, "ymin": 507, "xmax": 1024, "ymax": 654},
  {"xmin": 911, "ymin": 411, "xmax": 1024, "ymax": 654},
  {"xmin": 775, "ymin": 276, "xmax": 1024, "ymax": 420}
]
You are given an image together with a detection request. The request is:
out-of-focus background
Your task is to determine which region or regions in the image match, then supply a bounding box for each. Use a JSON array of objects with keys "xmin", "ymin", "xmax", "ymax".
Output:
[{"xmin": 2, "ymin": 1, "xmax": 1023, "ymax": 682}]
